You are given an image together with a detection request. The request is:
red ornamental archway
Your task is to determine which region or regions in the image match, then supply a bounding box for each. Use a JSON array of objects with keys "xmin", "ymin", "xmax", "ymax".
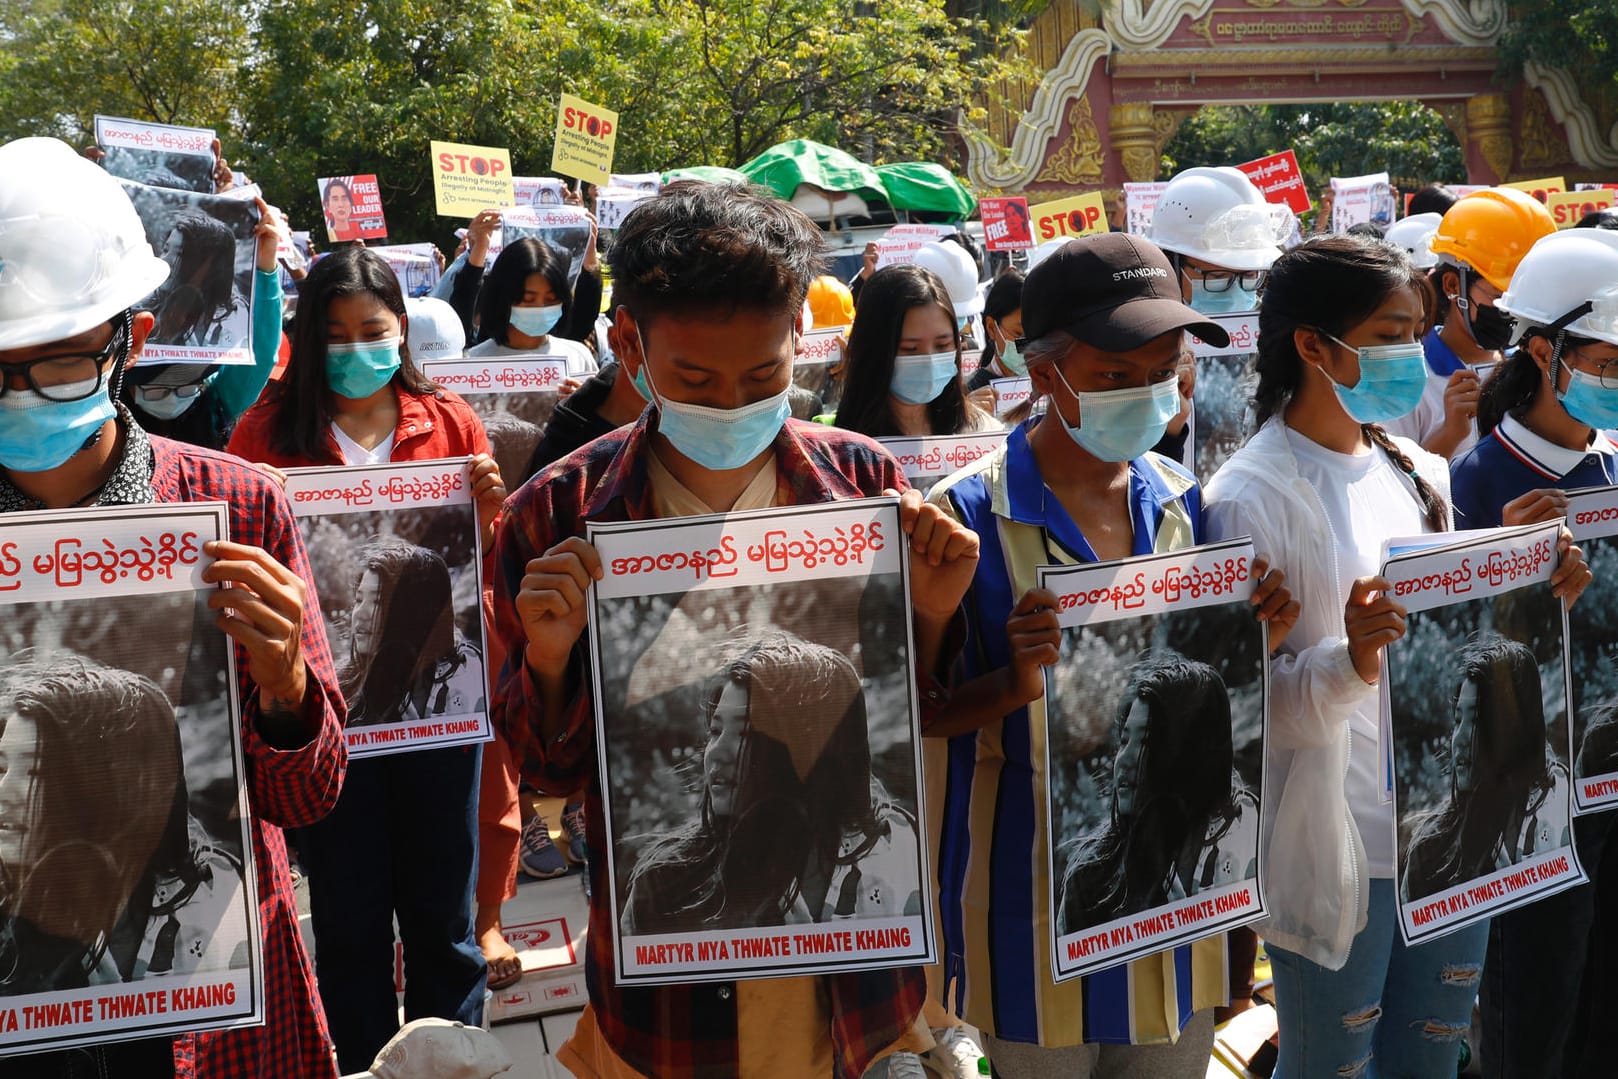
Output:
[{"xmin": 964, "ymin": 0, "xmax": 1618, "ymax": 209}]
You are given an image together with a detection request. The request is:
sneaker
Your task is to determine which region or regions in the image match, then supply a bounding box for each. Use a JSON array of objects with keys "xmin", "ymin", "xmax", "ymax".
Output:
[
  {"xmin": 518, "ymin": 815, "xmax": 568, "ymax": 880},
  {"xmin": 919, "ymin": 1026, "xmax": 984, "ymax": 1079},
  {"xmin": 562, "ymin": 801, "xmax": 588, "ymax": 866},
  {"xmin": 867, "ymin": 1051, "xmax": 929, "ymax": 1079}
]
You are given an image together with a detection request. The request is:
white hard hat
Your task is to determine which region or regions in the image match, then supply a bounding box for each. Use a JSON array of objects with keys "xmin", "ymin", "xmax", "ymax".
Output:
[
  {"xmin": 912, "ymin": 240, "xmax": 984, "ymax": 317},
  {"xmin": 404, "ymin": 297, "xmax": 466, "ymax": 361},
  {"xmin": 0, "ymin": 137, "xmax": 171, "ymax": 350},
  {"xmin": 1497, "ymin": 227, "xmax": 1618, "ymax": 347},
  {"xmin": 1026, "ymin": 237, "xmax": 1068, "ymax": 272},
  {"xmin": 1384, "ymin": 213, "xmax": 1443, "ymax": 270},
  {"xmin": 370, "ymin": 1018, "xmax": 512, "ymax": 1079},
  {"xmin": 1147, "ymin": 166, "xmax": 1281, "ymax": 272}
]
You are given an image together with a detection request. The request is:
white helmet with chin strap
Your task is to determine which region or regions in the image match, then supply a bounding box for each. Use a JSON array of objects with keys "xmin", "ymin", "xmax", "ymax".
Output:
[
  {"xmin": 912, "ymin": 239, "xmax": 984, "ymax": 318},
  {"xmin": 1497, "ymin": 228, "xmax": 1618, "ymax": 349},
  {"xmin": 0, "ymin": 137, "xmax": 171, "ymax": 351},
  {"xmin": 1147, "ymin": 166, "xmax": 1282, "ymax": 272},
  {"xmin": 1384, "ymin": 212, "xmax": 1443, "ymax": 270}
]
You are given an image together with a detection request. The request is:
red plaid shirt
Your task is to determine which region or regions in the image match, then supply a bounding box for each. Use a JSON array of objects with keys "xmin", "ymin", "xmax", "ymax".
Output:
[
  {"xmin": 489, "ymin": 413, "xmax": 952, "ymax": 1079},
  {"xmin": 151, "ymin": 437, "xmax": 349, "ymax": 1078}
]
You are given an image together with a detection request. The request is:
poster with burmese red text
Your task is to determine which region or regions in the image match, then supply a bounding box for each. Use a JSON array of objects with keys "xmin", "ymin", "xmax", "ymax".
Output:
[
  {"xmin": 1039, "ymin": 540, "xmax": 1268, "ymax": 981},
  {"xmin": 586, "ymin": 498, "xmax": 934, "ymax": 984},
  {"xmin": 282, "ymin": 459, "xmax": 491, "ymax": 758},
  {"xmin": 1563, "ymin": 486, "xmax": 1618, "ymax": 812},
  {"xmin": 1382, "ymin": 520, "xmax": 1582, "ymax": 944},
  {"xmin": 418, "ymin": 357, "xmax": 568, "ymax": 486},
  {"xmin": 0, "ymin": 503, "xmax": 263, "ymax": 1053},
  {"xmin": 878, "ymin": 432, "xmax": 1008, "ymax": 497}
]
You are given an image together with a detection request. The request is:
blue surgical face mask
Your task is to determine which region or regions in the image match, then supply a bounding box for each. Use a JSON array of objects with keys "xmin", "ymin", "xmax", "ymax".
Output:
[
  {"xmin": 998, "ymin": 337, "xmax": 1027, "ymax": 376},
  {"xmin": 636, "ymin": 328, "xmax": 792, "ymax": 471},
  {"xmin": 890, "ymin": 351, "xmax": 958, "ymax": 405},
  {"xmin": 1558, "ymin": 365, "xmax": 1618, "ymax": 430},
  {"xmin": 1050, "ymin": 365, "xmax": 1181, "ymax": 462},
  {"xmin": 1188, "ymin": 279, "xmax": 1259, "ymax": 315},
  {"xmin": 1323, "ymin": 334, "xmax": 1427, "ymax": 424},
  {"xmin": 135, "ymin": 372, "xmax": 219, "ymax": 422},
  {"xmin": 509, "ymin": 303, "xmax": 563, "ymax": 339},
  {"xmin": 0, "ymin": 377, "xmax": 118, "ymax": 472},
  {"xmin": 327, "ymin": 336, "xmax": 402, "ymax": 399},
  {"xmin": 628, "ymin": 362, "xmax": 651, "ymax": 402}
]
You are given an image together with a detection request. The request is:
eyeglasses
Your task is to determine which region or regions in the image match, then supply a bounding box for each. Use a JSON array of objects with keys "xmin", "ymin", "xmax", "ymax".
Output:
[
  {"xmin": 133, "ymin": 378, "xmax": 211, "ymax": 402},
  {"xmin": 0, "ymin": 322, "xmax": 125, "ymax": 402},
  {"xmin": 1186, "ymin": 267, "xmax": 1267, "ymax": 294},
  {"xmin": 1566, "ymin": 346, "xmax": 1618, "ymax": 389}
]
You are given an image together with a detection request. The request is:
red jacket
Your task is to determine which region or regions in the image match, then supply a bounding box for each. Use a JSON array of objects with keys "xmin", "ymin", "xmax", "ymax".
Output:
[{"xmin": 226, "ymin": 385, "xmax": 491, "ymax": 468}]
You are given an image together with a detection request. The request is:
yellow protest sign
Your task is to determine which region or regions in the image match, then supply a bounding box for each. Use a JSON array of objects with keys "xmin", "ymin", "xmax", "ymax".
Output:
[
  {"xmin": 1547, "ymin": 188, "xmax": 1615, "ymax": 228},
  {"xmin": 1030, "ymin": 192, "xmax": 1109, "ymax": 242},
  {"xmin": 1503, "ymin": 176, "xmax": 1566, "ymax": 204},
  {"xmin": 551, "ymin": 93, "xmax": 618, "ymax": 187},
  {"xmin": 430, "ymin": 140, "xmax": 514, "ymax": 218}
]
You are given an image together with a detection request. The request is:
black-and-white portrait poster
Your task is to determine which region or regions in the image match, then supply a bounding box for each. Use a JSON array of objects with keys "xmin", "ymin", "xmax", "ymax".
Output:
[
  {"xmin": 1568, "ymin": 486, "xmax": 1618, "ymax": 812},
  {"xmin": 1038, "ymin": 540, "xmax": 1268, "ymax": 981},
  {"xmin": 0, "ymin": 503, "xmax": 263, "ymax": 1054},
  {"xmin": 1186, "ymin": 312, "xmax": 1259, "ymax": 485},
  {"xmin": 878, "ymin": 432, "xmax": 1008, "ymax": 500},
  {"xmin": 418, "ymin": 358, "xmax": 565, "ymax": 487},
  {"xmin": 282, "ymin": 459, "xmax": 491, "ymax": 758},
  {"xmin": 116, "ymin": 178, "xmax": 259, "ymax": 368},
  {"xmin": 1383, "ymin": 520, "xmax": 1583, "ymax": 944},
  {"xmin": 496, "ymin": 205, "xmax": 593, "ymax": 290},
  {"xmin": 94, "ymin": 116, "xmax": 215, "ymax": 194},
  {"xmin": 586, "ymin": 498, "xmax": 934, "ymax": 986}
]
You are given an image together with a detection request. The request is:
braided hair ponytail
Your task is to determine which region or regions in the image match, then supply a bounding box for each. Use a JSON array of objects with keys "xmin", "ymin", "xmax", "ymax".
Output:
[{"xmin": 1364, "ymin": 423, "xmax": 1449, "ymax": 533}]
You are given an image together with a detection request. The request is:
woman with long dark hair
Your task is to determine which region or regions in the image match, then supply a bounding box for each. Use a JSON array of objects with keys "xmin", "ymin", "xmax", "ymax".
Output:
[
  {"xmin": 832, "ymin": 264, "xmax": 998, "ymax": 439},
  {"xmin": 0, "ymin": 656, "xmax": 246, "ymax": 997},
  {"xmin": 341, "ymin": 539, "xmax": 484, "ymax": 728},
  {"xmin": 622, "ymin": 631, "xmax": 919, "ymax": 933},
  {"xmin": 454, "ymin": 236, "xmax": 597, "ymax": 377},
  {"xmin": 149, "ymin": 209, "xmax": 244, "ymax": 348},
  {"xmin": 225, "ymin": 245, "xmax": 505, "ymax": 1071},
  {"xmin": 1056, "ymin": 654, "xmax": 1252, "ymax": 934},
  {"xmin": 1204, "ymin": 235, "xmax": 1588, "ymax": 1077},
  {"xmin": 1402, "ymin": 636, "xmax": 1551, "ymax": 902}
]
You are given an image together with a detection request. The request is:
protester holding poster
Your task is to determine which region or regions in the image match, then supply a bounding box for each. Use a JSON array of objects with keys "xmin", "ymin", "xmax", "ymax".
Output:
[
  {"xmin": 1385, "ymin": 188, "xmax": 1556, "ymax": 460},
  {"xmin": 452, "ymin": 218, "xmax": 598, "ymax": 377},
  {"xmin": 1204, "ymin": 233, "xmax": 1588, "ymax": 1078},
  {"xmin": 1148, "ymin": 167, "xmax": 1283, "ymax": 484},
  {"xmin": 489, "ymin": 181, "xmax": 980, "ymax": 1079},
  {"xmin": 833, "ymin": 264, "xmax": 998, "ymax": 438},
  {"xmin": 226, "ymin": 246, "xmax": 508, "ymax": 1071},
  {"xmin": 924, "ymin": 233, "xmax": 1292, "ymax": 1075},
  {"xmin": 0, "ymin": 137, "xmax": 347, "ymax": 1077},
  {"xmin": 1448, "ymin": 226, "xmax": 1618, "ymax": 1077},
  {"xmin": 122, "ymin": 194, "xmax": 285, "ymax": 450}
]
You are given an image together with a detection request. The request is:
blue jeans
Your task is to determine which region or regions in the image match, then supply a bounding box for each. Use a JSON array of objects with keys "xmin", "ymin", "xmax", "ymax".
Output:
[
  {"xmin": 295, "ymin": 745, "xmax": 486, "ymax": 1072},
  {"xmin": 1480, "ymin": 810, "xmax": 1614, "ymax": 1078},
  {"xmin": 1269, "ymin": 878, "xmax": 1488, "ymax": 1079}
]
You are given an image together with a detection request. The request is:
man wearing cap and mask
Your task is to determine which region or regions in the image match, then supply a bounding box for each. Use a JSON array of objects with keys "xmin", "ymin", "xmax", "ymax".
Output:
[
  {"xmin": 925, "ymin": 233, "xmax": 1297, "ymax": 1078},
  {"xmin": 0, "ymin": 137, "xmax": 346, "ymax": 1078}
]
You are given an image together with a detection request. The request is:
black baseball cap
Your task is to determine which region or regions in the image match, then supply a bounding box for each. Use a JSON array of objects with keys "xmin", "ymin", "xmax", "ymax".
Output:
[{"xmin": 1022, "ymin": 232, "xmax": 1231, "ymax": 351}]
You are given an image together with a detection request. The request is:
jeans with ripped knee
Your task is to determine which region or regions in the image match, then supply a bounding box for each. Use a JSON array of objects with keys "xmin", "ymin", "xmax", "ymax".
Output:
[{"xmin": 1268, "ymin": 878, "xmax": 1488, "ymax": 1079}]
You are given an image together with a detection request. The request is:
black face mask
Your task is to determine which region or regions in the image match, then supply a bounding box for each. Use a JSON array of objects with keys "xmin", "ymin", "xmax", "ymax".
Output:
[{"xmin": 1467, "ymin": 302, "xmax": 1515, "ymax": 352}]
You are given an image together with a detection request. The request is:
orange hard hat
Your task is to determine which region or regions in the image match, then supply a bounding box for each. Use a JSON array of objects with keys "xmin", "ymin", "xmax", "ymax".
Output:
[
  {"xmin": 808, "ymin": 275, "xmax": 854, "ymax": 330},
  {"xmin": 1430, "ymin": 187, "xmax": 1556, "ymax": 292}
]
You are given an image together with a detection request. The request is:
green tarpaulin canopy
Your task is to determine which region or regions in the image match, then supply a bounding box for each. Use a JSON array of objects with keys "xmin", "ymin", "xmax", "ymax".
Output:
[
  {"xmin": 661, "ymin": 166, "xmax": 751, "ymax": 186},
  {"xmin": 738, "ymin": 139, "xmax": 887, "ymax": 203},
  {"xmin": 875, "ymin": 161, "xmax": 976, "ymax": 218}
]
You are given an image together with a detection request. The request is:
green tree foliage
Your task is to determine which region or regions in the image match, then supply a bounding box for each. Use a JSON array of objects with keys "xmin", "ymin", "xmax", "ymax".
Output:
[
  {"xmin": 0, "ymin": 0, "xmax": 1025, "ymax": 248},
  {"xmin": 0, "ymin": 0, "xmax": 250, "ymax": 143},
  {"xmin": 1162, "ymin": 103, "xmax": 1466, "ymax": 198},
  {"xmin": 1499, "ymin": 1, "xmax": 1618, "ymax": 91}
]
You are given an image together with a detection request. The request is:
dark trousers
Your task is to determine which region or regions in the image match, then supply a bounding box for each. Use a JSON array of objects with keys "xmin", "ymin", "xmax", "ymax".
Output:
[
  {"xmin": 295, "ymin": 744, "xmax": 485, "ymax": 1073},
  {"xmin": 1481, "ymin": 809, "xmax": 1616, "ymax": 1078}
]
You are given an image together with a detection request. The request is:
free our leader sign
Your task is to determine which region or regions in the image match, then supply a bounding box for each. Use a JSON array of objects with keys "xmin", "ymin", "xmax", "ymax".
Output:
[
  {"xmin": 551, "ymin": 93, "xmax": 618, "ymax": 188},
  {"xmin": 431, "ymin": 140, "xmax": 514, "ymax": 218}
]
